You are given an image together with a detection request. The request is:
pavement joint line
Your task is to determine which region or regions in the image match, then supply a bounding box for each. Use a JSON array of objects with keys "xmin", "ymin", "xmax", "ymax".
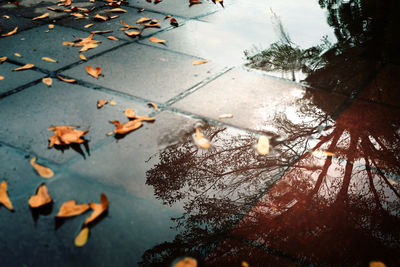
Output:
[
  {"xmin": 0, "ymin": 77, "xmax": 43, "ymax": 99},
  {"xmin": 354, "ymin": 95, "xmax": 400, "ymax": 110}
]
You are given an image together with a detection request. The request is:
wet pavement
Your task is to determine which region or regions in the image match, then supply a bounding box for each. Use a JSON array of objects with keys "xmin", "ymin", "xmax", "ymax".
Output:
[{"xmin": 0, "ymin": 0, "xmax": 399, "ymax": 266}]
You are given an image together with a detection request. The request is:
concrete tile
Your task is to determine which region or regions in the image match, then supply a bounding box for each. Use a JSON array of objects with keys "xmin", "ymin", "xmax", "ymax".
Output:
[
  {"xmin": 0, "ymin": 61, "xmax": 44, "ymax": 96},
  {"xmin": 0, "ymin": 13, "xmax": 38, "ymax": 34},
  {"xmin": 0, "ymin": 25, "xmax": 122, "ymax": 72},
  {"xmin": 128, "ymin": 0, "xmax": 225, "ymax": 19},
  {"xmin": 57, "ymin": 6, "xmax": 179, "ymax": 41},
  {"xmin": 173, "ymin": 67, "xmax": 347, "ymax": 138},
  {"xmin": 0, "ymin": 80, "xmax": 153, "ymax": 164},
  {"xmin": 61, "ymin": 43, "xmax": 223, "ymax": 102}
]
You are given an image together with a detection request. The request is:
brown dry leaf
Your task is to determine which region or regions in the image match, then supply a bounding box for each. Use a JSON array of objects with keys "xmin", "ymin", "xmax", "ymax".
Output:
[
  {"xmin": 12, "ymin": 64, "xmax": 34, "ymax": 71},
  {"xmin": 84, "ymin": 23, "xmax": 94, "ymax": 28},
  {"xmin": 0, "ymin": 56, "xmax": 7, "ymax": 63},
  {"xmin": 32, "ymin": 12, "xmax": 50, "ymax": 21},
  {"xmin": 1, "ymin": 26, "xmax": 18, "ymax": 37},
  {"xmin": 48, "ymin": 125, "xmax": 88, "ymax": 147},
  {"xmin": 189, "ymin": 0, "xmax": 202, "ymax": 6},
  {"xmin": 170, "ymin": 18, "xmax": 178, "ymax": 27},
  {"xmin": 192, "ymin": 60, "xmax": 208, "ymax": 65},
  {"xmin": 93, "ymin": 14, "xmax": 108, "ymax": 21},
  {"xmin": 84, "ymin": 193, "xmax": 109, "ymax": 225},
  {"xmin": 120, "ymin": 20, "xmax": 138, "ymax": 30},
  {"xmin": 124, "ymin": 108, "xmax": 135, "ymax": 118},
  {"xmin": 311, "ymin": 150, "xmax": 336, "ymax": 158},
  {"xmin": 194, "ymin": 127, "xmax": 210, "ymax": 149},
  {"xmin": 75, "ymin": 227, "xmax": 89, "ymax": 247},
  {"xmin": 173, "ymin": 257, "xmax": 198, "ymax": 267},
  {"xmin": 164, "ymin": 15, "xmax": 171, "ymax": 19},
  {"xmin": 136, "ymin": 17, "xmax": 151, "ymax": 24},
  {"xmin": 30, "ymin": 156, "xmax": 54, "ymax": 178},
  {"xmin": 56, "ymin": 200, "xmax": 90, "ymax": 218},
  {"xmin": 0, "ymin": 180, "xmax": 14, "ymax": 211},
  {"xmin": 74, "ymin": 33, "xmax": 101, "ymax": 51},
  {"xmin": 256, "ymin": 135, "xmax": 270, "ymax": 155},
  {"xmin": 49, "ymin": 24, "xmax": 54, "ymax": 29},
  {"xmin": 109, "ymin": 8, "xmax": 127, "ymax": 13},
  {"xmin": 370, "ymin": 262, "xmax": 386, "ymax": 267},
  {"xmin": 14, "ymin": 53, "xmax": 22, "ymax": 57},
  {"xmin": 125, "ymin": 30, "xmax": 141, "ymax": 37},
  {"xmin": 107, "ymin": 36, "xmax": 119, "ymax": 41},
  {"xmin": 147, "ymin": 102, "xmax": 158, "ymax": 110},
  {"xmin": 2, "ymin": 15, "xmax": 10, "ymax": 19},
  {"xmin": 97, "ymin": 99, "xmax": 108, "ymax": 109},
  {"xmin": 29, "ymin": 184, "xmax": 52, "ymax": 208},
  {"xmin": 57, "ymin": 75, "xmax": 76, "ymax": 83},
  {"xmin": 86, "ymin": 65, "xmax": 101, "ymax": 78},
  {"xmin": 71, "ymin": 13, "xmax": 87, "ymax": 20},
  {"xmin": 241, "ymin": 261, "xmax": 249, "ymax": 267},
  {"xmin": 42, "ymin": 56, "xmax": 57, "ymax": 63},
  {"xmin": 111, "ymin": 120, "xmax": 142, "ymax": 134},
  {"xmin": 149, "ymin": 37, "xmax": 166, "ymax": 43},
  {"xmin": 0, "ymin": 76, "xmax": 4, "ymax": 81},
  {"xmin": 136, "ymin": 115, "xmax": 155, "ymax": 122},
  {"xmin": 144, "ymin": 23, "xmax": 160, "ymax": 27},
  {"xmin": 80, "ymin": 43, "xmax": 98, "ymax": 52},
  {"xmin": 42, "ymin": 77, "xmax": 53, "ymax": 87},
  {"xmin": 90, "ymin": 30, "xmax": 112, "ymax": 34},
  {"xmin": 137, "ymin": 8, "xmax": 145, "ymax": 12},
  {"xmin": 218, "ymin": 113, "xmax": 233, "ymax": 119},
  {"xmin": 80, "ymin": 54, "xmax": 87, "ymax": 61},
  {"xmin": 63, "ymin": 41, "xmax": 75, "ymax": 46}
]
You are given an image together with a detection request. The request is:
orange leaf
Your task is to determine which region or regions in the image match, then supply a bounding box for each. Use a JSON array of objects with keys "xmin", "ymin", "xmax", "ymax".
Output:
[
  {"xmin": 189, "ymin": 0, "xmax": 202, "ymax": 6},
  {"xmin": 173, "ymin": 257, "xmax": 198, "ymax": 267},
  {"xmin": 28, "ymin": 184, "xmax": 52, "ymax": 208},
  {"xmin": 124, "ymin": 108, "xmax": 135, "ymax": 118},
  {"xmin": 147, "ymin": 102, "xmax": 158, "ymax": 110},
  {"xmin": 12, "ymin": 64, "xmax": 34, "ymax": 71},
  {"xmin": 84, "ymin": 193, "xmax": 109, "ymax": 225},
  {"xmin": 136, "ymin": 115, "xmax": 155, "ymax": 122},
  {"xmin": 86, "ymin": 65, "xmax": 101, "ymax": 78},
  {"xmin": 80, "ymin": 54, "xmax": 87, "ymax": 61},
  {"xmin": 110, "ymin": 100, "xmax": 116, "ymax": 105},
  {"xmin": 370, "ymin": 262, "xmax": 386, "ymax": 267},
  {"xmin": 75, "ymin": 227, "xmax": 89, "ymax": 247},
  {"xmin": 1, "ymin": 26, "xmax": 18, "ymax": 37},
  {"xmin": 0, "ymin": 180, "xmax": 14, "ymax": 211},
  {"xmin": 125, "ymin": 30, "xmax": 141, "ymax": 37},
  {"xmin": 144, "ymin": 23, "xmax": 160, "ymax": 27},
  {"xmin": 97, "ymin": 99, "xmax": 108, "ymax": 109},
  {"xmin": 256, "ymin": 135, "xmax": 270, "ymax": 155},
  {"xmin": 56, "ymin": 200, "xmax": 90, "ymax": 218},
  {"xmin": 109, "ymin": 8, "xmax": 127, "ymax": 13},
  {"xmin": 30, "ymin": 156, "xmax": 54, "ymax": 178},
  {"xmin": 194, "ymin": 127, "xmax": 210, "ymax": 149},
  {"xmin": 3, "ymin": 15, "xmax": 10, "ymax": 19},
  {"xmin": 93, "ymin": 14, "xmax": 108, "ymax": 21},
  {"xmin": 192, "ymin": 60, "xmax": 208, "ymax": 65},
  {"xmin": 107, "ymin": 36, "xmax": 119, "ymax": 41},
  {"xmin": 0, "ymin": 56, "xmax": 7, "ymax": 63},
  {"xmin": 64, "ymin": 0, "xmax": 71, "ymax": 6},
  {"xmin": 91, "ymin": 30, "xmax": 112, "ymax": 34},
  {"xmin": 42, "ymin": 57, "xmax": 57, "ymax": 63},
  {"xmin": 0, "ymin": 76, "xmax": 4, "ymax": 81},
  {"xmin": 62, "ymin": 41, "xmax": 74, "ymax": 46},
  {"xmin": 32, "ymin": 12, "xmax": 50, "ymax": 21},
  {"xmin": 48, "ymin": 125, "xmax": 88, "ymax": 147},
  {"xmin": 84, "ymin": 23, "xmax": 94, "ymax": 28},
  {"xmin": 111, "ymin": 120, "xmax": 142, "ymax": 134},
  {"xmin": 149, "ymin": 37, "xmax": 166, "ymax": 43},
  {"xmin": 48, "ymin": 24, "xmax": 54, "ymax": 29},
  {"xmin": 57, "ymin": 75, "xmax": 76, "ymax": 83},
  {"xmin": 136, "ymin": 17, "xmax": 151, "ymax": 24},
  {"xmin": 80, "ymin": 43, "xmax": 98, "ymax": 52},
  {"xmin": 42, "ymin": 77, "xmax": 53, "ymax": 87},
  {"xmin": 14, "ymin": 53, "xmax": 22, "ymax": 57}
]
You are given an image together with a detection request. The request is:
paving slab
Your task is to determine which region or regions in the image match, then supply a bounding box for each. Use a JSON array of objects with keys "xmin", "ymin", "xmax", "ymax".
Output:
[
  {"xmin": 0, "ymin": 25, "xmax": 122, "ymax": 72},
  {"xmin": 0, "ymin": 79, "xmax": 153, "ymax": 164},
  {"xmin": 128, "ymin": 0, "xmax": 226, "ymax": 19},
  {"xmin": 0, "ymin": 13, "xmax": 38, "ymax": 34},
  {"xmin": 61, "ymin": 42, "xmax": 223, "ymax": 102},
  {"xmin": 0, "ymin": 61, "xmax": 44, "ymax": 96},
  {"xmin": 0, "ymin": 173, "xmax": 180, "ymax": 267},
  {"xmin": 57, "ymin": 6, "xmax": 180, "ymax": 41},
  {"xmin": 173, "ymin": 67, "xmax": 347, "ymax": 138}
]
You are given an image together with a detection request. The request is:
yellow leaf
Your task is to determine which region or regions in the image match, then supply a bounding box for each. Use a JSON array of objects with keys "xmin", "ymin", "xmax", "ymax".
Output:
[
  {"xmin": 109, "ymin": 8, "xmax": 127, "ymax": 13},
  {"xmin": 56, "ymin": 200, "xmax": 90, "ymax": 218},
  {"xmin": 0, "ymin": 76, "xmax": 4, "ymax": 81},
  {"xmin": 110, "ymin": 100, "xmax": 116, "ymax": 106},
  {"xmin": 57, "ymin": 75, "xmax": 76, "ymax": 83},
  {"xmin": 12, "ymin": 64, "xmax": 34, "ymax": 71},
  {"xmin": 0, "ymin": 180, "xmax": 14, "ymax": 211},
  {"xmin": 192, "ymin": 60, "xmax": 208, "ymax": 65},
  {"xmin": 84, "ymin": 23, "xmax": 94, "ymax": 28},
  {"xmin": 107, "ymin": 36, "xmax": 119, "ymax": 41},
  {"xmin": 124, "ymin": 108, "xmax": 135, "ymax": 118},
  {"xmin": 28, "ymin": 184, "xmax": 52, "ymax": 208},
  {"xmin": 125, "ymin": 30, "xmax": 141, "ymax": 37},
  {"xmin": 147, "ymin": 102, "xmax": 158, "ymax": 110},
  {"xmin": 149, "ymin": 37, "xmax": 167, "ymax": 43},
  {"xmin": 32, "ymin": 12, "xmax": 50, "ymax": 21},
  {"xmin": 48, "ymin": 24, "xmax": 54, "ymax": 29},
  {"xmin": 194, "ymin": 127, "xmax": 210, "ymax": 149},
  {"xmin": 75, "ymin": 227, "xmax": 89, "ymax": 247},
  {"xmin": 42, "ymin": 77, "xmax": 53, "ymax": 87},
  {"xmin": 80, "ymin": 54, "xmax": 87, "ymax": 61},
  {"xmin": 218, "ymin": 113, "xmax": 233, "ymax": 119},
  {"xmin": 1, "ymin": 26, "xmax": 18, "ymax": 37},
  {"xmin": 84, "ymin": 193, "xmax": 109, "ymax": 225},
  {"xmin": 42, "ymin": 57, "xmax": 57, "ymax": 63},
  {"xmin": 14, "ymin": 53, "xmax": 22, "ymax": 58},
  {"xmin": 86, "ymin": 65, "xmax": 101, "ymax": 78},
  {"xmin": 80, "ymin": 43, "xmax": 98, "ymax": 52},
  {"xmin": 30, "ymin": 156, "xmax": 54, "ymax": 178},
  {"xmin": 256, "ymin": 135, "xmax": 270, "ymax": 155}
]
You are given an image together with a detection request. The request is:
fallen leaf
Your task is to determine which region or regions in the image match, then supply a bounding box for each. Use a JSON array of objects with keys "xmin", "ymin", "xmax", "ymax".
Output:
[
  {"xmin": 109, "ymin": 8, "xmax": 127, "ymax": 13},
  {"xmin": 124, "ymin": 108, "xmax": 135, "ymax": 118},
  {"xmin": 144, "ymin": 23, "xmax": 160, "ymax": 27},
  {"xmin": 71, "ymin": 13, "xmax": 87, "ymax": 20},
  {"xmin": 80, "ymin": 54, "xmax": 87, "ymax": 61},
  {"xmin": 173, "ymin": 257, "xmax": 198, "ymax": 267},
  {"xmin": 73, "ymin": 33, "xmax": 101, "ymax": 52},
  {"xmin": 370, "ymin": 262, "xmax": 386, "ymax": 267},
  {"xmin": 93, "ymin": 14, "xmax": 108, "ymax": 21},
  {"xmin": 49, "ymin": 24, "xmax": 54, "ymax": 29},
  {"xmin": 86, "ymin": 65, "xmax": 101, "ymax": 78},
  {"xmin": 0, "ymin": 180, "xmax": 14, "ymax": 211},
  {"xmin": 56, "ymin": 200, "xmax": 90, "ymax": 218},
  {"xmin": 147, "ymin": 102, "xmax": 158, "ymax": 110},
  {"xmin": 194, "ymin": 127, "xmax": 210, "ymax": 149},
  {"xmin": 137, "ymin": 8, "xmax": 145, "ymax": 12},
  {"xmin": 57, "ymin": 75, "xmax": 76, "ymax": 83},
  {"xmin": 30, "ymin": 156, "xmax": 54, "ymax": 178},
  {"xmin": 192, "ymin": 60, "xmax": 208, "ymax": 65},
  {"xmin": 63, "ymin": 41, "xmax": 75, "ymax": 46},
  {"xmin": 64, "ymin": 0, "xmax": 71, "ymax": 6},
  {"xmin": 136, "ymin": 115, "xmax": 155, "ymax": 122},
  {"xmin": 170, "ymin": 18, "xmax": 178, "ymax": 27},
  {"xmin": 2, "ymin": 15, "xmax": 10, "ymax": 19},
  {"xmin": 111, "ymin": 120, "xmax": 142, "ymax": 134},
  {"xmin": 0, "ymin": 76, "xmax": 4, "ymax": 81},
  {"xmin": 84, "ymin": 193, "xmax": 109, "ymax": 225},
  {"xmin": 110, "ymin": 100, "xmax": 116, "ymax": 105},
  {"xmin": 29, "ymin": 184, "xmax": 52, "ymax": 208},
  {"xmin": 120, "ymin": 20, "xmax": 138, "ymax": 30},
  {"xmin": 97, "ymin": 99, "xmax": 108, "ymax": 109},
  {"xmin": 213, "ymin": 0, "xmax": 224, "ymax": 7},
  {"xmin": 91, "ymin": 30, "xmax": 113, "ymax": 34},
  {"xmin": 256, "ymin": 135, "xmax": 270, "ymax": 155},
  {"xmin": 125, "ymin": 30, "xmax": 141, "ymax": 37},
  {"xmin": 1, "ymin": 26, "xmax": 18, "ymax": 37},
  {"xmin": 84, "ymin": 23, "xmax": 94, "ymax": 28},
  {"xmin": 164, "ymin": 15, "xmax": 171, "ymax": 19},
  {"xmin": 75, "ymin": 227, "xmax": 89, "ymax": 247},
  {"xmin": 48, "ymin": 125, "xmax": 88, "ymax": 147},
  {"xmin": 32, "ymin": 12, "xmax": 50, "ymax": 21},
  {"xmin": 44, "ymin": 29, "xmax": 50, "ymax": 33},
  {"xmin": 14, "ymin": 53, "xmax": 22, "ymax": 57},
  {"xmin": 241, "ymin": 261, "xmax": 249, "ymax": 267},
  {"xmin": 107, "ymin": 36, "xmax": 119, "ymax": 41},
  {"xmin": 80, "ymin": 43, "xmax": 98, "ymax": 52},
  {"xmin": 218, "ymin": 113, "xmax": 233, "ymax": 119},
  {"xmin": 42, "ymin": 77, "xmax": 53, "ymax": 87},
  {"xmin": 189, "ymin": 0, "xmax": 202, "ymax": 6},
  {"xmin": 12, "ymin": 64, "xmax": 34, "ymax": 71},
  {"xmin": 42, "ymin": 56, "xmax": 57, "ymax": 63},
  {"xmin": 149, "ymin": 37, "xmax": 166, "ymax": 43},
  {"xmin": 311, "ymin": 150, "xmax": 336, "ymax": 158},
  {"xmin": 20, "ymin": 38, "xmax": 25, "ymax": 40},
  {"xmin": 136, "ymin": 17, "xmax": 151, "ymax": 24},
  {"xmin": 0, "ymin": 56, "xmax": 7, "ymax": 63}
]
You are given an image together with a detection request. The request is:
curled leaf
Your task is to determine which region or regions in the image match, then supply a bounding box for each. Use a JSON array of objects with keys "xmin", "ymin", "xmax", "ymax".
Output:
[
  {"xmin": 0, "ymin": 56, "xmax": 7, "ymax": 63},
  {"xmin": 84, "ymin": 23, "xmax": 94, "ymax": 28},
  {"xmin": 75, "ymin": 227, "xmax": 89, "ymax": 247},
  {"xmin": 194, "ymin": 127, "xmax": 210, "ymax": 149},
  {"xmin": 120, "ymin": 20, "xmax": 138, "ymax": 30},
  {"xmin": 28, "ymin": 184, "xmax": 52, "ymax": 208},
  {"xmin": 136, "ymin": 116, "xmax": 155, "ymax": 122},
  {"xmin": 63, "ymin": 41, "xmax": 75, "ymax": 46},
  {"xmin": 125, "ymin": 30, "xmax": 141, "ymax": 37},
  {"xmin": 12, "ymin": 64, "xmax": 34, "ymax": 71},
  {"xmin": 149, "ymin": 37, "xmax": 166, "ymax": 43},
  {"xmin": 48, "ymin": 125, "xmax": 88, "ymax": 147},
  {"xmin": 192, "ymin": 60, "xmax": 208, "ymax": 65},
  {"xmin": 14, "ymin": 53, "xmax": 22, "ymax": 57},
  {"xmin": 218, "ymin": 113, "xmax": 233, "ymax": 119},
  {"xmin": 30, "ymin": 156, "xmax": 54, "ymax": 178},
  {"xmin": 93, "ymin": 14, "xmax": 108, "ymax": 21},
  {"xmin": 107, "ymin": 36, "xmax": 119, "ymax": 41},
  {"xmin": 3, "ymin": 15, "xmax": 10, "ymax": 19},
  {"xmin": 97, "ymin": 99, "xmax": 108, "ymax": 109},
  {"xmin": 147, "ymin": 102, "xmax": 158, "ymax": 110},
  {"xmin": 57, "ymin": 75, "xmax": 76, "ymax": 83},
  {"xmin": 1, "ymin": 26, "xmax": 18, "ymax": 37},
  {"xmin": 56, "ymin": 200, "xmax": 90, "ymax": 218},
  {"xmin": 124, "ymin": 108, "xmax": 135, "ymax": 118},
  {"xmin": 42, "ymin": 56, "xmax": 57, "ymax": 63},
  {"xmin": 256, "ymin": 135, "xmax": 270, "ymax": 155},
  {"xmin": 111, "ymin": 120, "xmax": 142, "ymax": 134},
  {"xmin": 86, "ymin": 65, "xmax": 101, "ymax": 78},
  {"xmin": 0, "ymin": 180, "xmax": 14, "ymax": 211},
  {"xmin": 109, "ymin": 8, "xmax": 127, "ymax": 13},
  {"xmin": 42, "ymin": 77, "xmax": 53, "ymax": 87},
  {"xmin": 189, "ymin": 0, "xmax": 202, "ymax": 6},
  {"xmin": 32, "ymin": 12, "xmax": 50, "ymax": 21},
  {"xmin": 80, "ymin": 54, "xmax": 87, "ymax": 61},
  {"xmin": 91, "ymin": 30, "xmax": 112, "ymax": 34},
  {"xmin": 136, "ymin": 17, "xmax": 151, "ymax": 24},
  {"xmin": 84, "ymin": 193, "xmax": 109, "ymax": 225}
]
